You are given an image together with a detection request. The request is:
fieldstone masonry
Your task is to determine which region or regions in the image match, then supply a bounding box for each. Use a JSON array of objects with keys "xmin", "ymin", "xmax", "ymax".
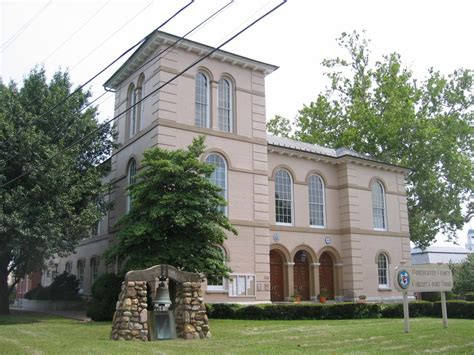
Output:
[
  {"xmin": 175, "ymin": 281, "xmax": 210, "ymax": 339},
  {"xmin": 110, "ymin": 265, "xmax": 210, "ymax": 341},
  {"xmin": 110, "ymin": 281, "xmax": 149, "ymax": 341}
]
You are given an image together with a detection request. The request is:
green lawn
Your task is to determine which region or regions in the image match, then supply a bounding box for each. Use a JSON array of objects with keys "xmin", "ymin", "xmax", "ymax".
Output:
[{"xmin": 0, "ymin": 312, "xmax": 473, "ymax": 354}]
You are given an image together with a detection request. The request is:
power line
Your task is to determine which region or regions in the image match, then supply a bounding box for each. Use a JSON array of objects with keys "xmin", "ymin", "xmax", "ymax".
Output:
[
  {"xmin": 106, "ymin": 0, "xmax": 235, "ymax": 90},
  {"xmin": 52, "ymin": 0, "xmax": 232, "ymax": 147},
  {"xmin": 1, "ymin": 0, "xmax": 287, "ymax": 189},
  {"xmin": 70, "ymin": 0, "xmax": 154, "ymax": 72},
  {"xmin": 1, "ymin": 1, "xmax": 195, "ymax": 165},
  {"xmin": 42, "ymin": 1, "xmax": 111, "ymax": 63},
  {"xmin": 0, "ymin": 1, "xmax": 52, "ymax": 53}
]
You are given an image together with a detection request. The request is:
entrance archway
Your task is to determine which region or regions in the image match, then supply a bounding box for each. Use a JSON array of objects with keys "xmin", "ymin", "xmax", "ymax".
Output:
[
  {"xmin": 319, "ymin": 252, "xmax": 335, "ymax": 299},
  {"xmin": 270, "ymin": 250, "xmax": 285, "ymax": 301},
  {"xmin": 293, "ymin": 250, "xmax": 310, "ymax": 300}
]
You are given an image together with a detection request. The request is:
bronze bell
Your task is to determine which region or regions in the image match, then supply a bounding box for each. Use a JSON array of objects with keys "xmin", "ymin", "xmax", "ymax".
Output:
[{"xmin": 154, "ymin": 280, "xmax": 172, "ymax": 311}]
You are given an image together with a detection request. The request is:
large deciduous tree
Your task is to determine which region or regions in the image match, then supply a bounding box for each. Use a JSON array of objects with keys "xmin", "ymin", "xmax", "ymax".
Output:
[
  {"xmin": 105, "ymin": 136, "xmax": 237, "ymax": 279},
  {"xmin": 0, "ymin": 67, "xmax": 114, "ymax": 314},
  {"xmin": 268, "ymin": 31, "xmax": 473, "ymax": 248}
]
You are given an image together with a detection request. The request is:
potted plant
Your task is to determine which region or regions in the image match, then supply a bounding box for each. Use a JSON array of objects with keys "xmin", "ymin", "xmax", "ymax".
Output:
[
  {"xmin": 318, "ymin": 288, "xmax": 327, "ymax": 303},
  {"xmin": 294, "ymin": 287, "xmax": 302, "ymax": 303}
]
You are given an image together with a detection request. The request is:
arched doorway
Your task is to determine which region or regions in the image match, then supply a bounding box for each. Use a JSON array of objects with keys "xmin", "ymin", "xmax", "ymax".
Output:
[
  {"xmin": 293, "ymin": 250, "xmax": 310, "ymax": 300},
  {"xmin": 270, "ymin": 250, "xmax": 285, "ymax": 301},
  {"xmin": 319, "ymin": 252, "xmax": 335, "ymax": 299}
]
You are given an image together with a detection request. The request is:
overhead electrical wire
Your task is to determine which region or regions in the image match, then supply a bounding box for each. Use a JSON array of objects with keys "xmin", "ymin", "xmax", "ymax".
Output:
[
  {"xmin": 105, "ymin": 0, "xmax": 235, "ymax": 92},
  {"xmin": 54, "ymin": 0, "xmax": 232, "ymax": 143},
  {"xmin": 0, "ymin": 1, "xmax": 53, "ymax": 53},
  {"xmin": 1, "ymin": 0, "xmax": 195, "ymax": 165},
  {"xmin": 0, "ymin": 0, "xmax": 287, "ymax": 189},
  {"xmin": 70, "ymin": 0, "xmax": 155, "ymax": 72},
  {"xmin": 42, "ymin": 1, "xmax": 111, "ymax": 63}
]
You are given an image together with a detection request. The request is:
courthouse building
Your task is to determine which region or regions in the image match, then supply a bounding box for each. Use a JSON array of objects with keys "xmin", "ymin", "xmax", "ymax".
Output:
[{"xmin": 45, "ymin": 31, "xmax": 411, "ymax": 303}]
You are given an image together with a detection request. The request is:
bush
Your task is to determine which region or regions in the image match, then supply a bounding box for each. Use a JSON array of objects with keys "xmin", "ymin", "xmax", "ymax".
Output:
[
  {"xmin": 381, "ymin": 301, "xmax": 433, "ymax": 318},
  {"xmin": 86, "ymin": 273, "xmax": 123, "ymax": 321},
  {"xmin": 432, "ymin": 300, "xmax": 474, "ymax": 319},
  {"xmin": 465, "ymin": 292, "xmax": 474, "ymax": 301},
  {"xmin": 207, "ymin": 303, "xmax": 380, "ymax": 320},
  {"xmin": 420, "ymin": 292, "xmax": 455, "ymax": 302},
  {"xmin": 24, "ymin": 272, "xmax": 80, "ymax": 301},
  {"xmin": 206, "ymin": 303, "xmax": 241, "ymax": 319}
]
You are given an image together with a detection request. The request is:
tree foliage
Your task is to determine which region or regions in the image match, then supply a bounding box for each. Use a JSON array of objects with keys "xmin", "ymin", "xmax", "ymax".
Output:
[
  {"xmin": 450, "ymin": 254, "xmax": 474, "ymax": 294},
  {"xmin": 0, "ymin": 67, "xmax": 114, "ymax": 314},
  {"xmin": 267, "ymin": 31, "xmax": 473, "ymax": 247},
  {"xmin": 105, "ymin": 136, "xmax": 237, "ymax": 279}
]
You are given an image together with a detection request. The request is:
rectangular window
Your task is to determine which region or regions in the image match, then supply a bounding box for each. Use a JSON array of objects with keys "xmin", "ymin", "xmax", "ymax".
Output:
[{"xmin": 228, "ymin": 274, "xmax": 255, "ymax": 297}]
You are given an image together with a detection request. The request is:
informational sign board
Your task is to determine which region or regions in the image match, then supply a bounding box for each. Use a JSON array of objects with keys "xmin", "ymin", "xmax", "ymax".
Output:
[
  {"xmin": 394, "ymin": 264, "xmax": 453, "ymax": 333},
  {"xmin": 394, "ymin": 264, "xmax": 453, "ymax": 292}
]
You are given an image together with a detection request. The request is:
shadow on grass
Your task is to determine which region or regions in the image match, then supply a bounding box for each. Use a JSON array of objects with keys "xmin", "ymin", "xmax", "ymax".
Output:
[{"xmin": 0, "ymin": 310, "xmax": 60, "ymax": 325}]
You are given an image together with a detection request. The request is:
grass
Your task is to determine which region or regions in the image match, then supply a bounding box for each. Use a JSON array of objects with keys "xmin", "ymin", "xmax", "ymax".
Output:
[{"xmin": 0, "ymin": 312, "xmax": 473, "ymax": 354}]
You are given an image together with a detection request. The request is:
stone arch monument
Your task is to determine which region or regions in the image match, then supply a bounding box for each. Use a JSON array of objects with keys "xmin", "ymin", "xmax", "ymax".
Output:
[{"xmin": 110, "ymin": 265, "xmax": 210, "ymax": 341}]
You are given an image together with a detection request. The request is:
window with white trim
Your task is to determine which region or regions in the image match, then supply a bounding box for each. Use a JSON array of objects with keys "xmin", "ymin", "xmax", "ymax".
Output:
[
  {"xmin": 218, "ymin": 78, "xmax": 232, "ymax": 132},
  {"xmin": 206, "ymin": 153, "xmax": 227, "ymax": 215},
  {"xmin": 126, "ymin": 159, "xmax": 137, "ymax": 213},
  {"xmin": 128, "ymin": 84, "xmax": 138, "ymax": 137},
  {"xmin": 77, "ymin": 259, "xmax": 85, "ymax": 288},
  {"xmin": 275, "ymin": 169, "xmax": 293, "ymax": 224},
  {"xmin": 207, "ymin": 246, "xmax": 228, "ymax": 292},
  {"xmin": 229, "ymin": 274, "xmax": 255, "ymax": 296},
  {"xmin": 308, "ymin": 175, "xmax": 325, "ymax": 227},
  {"xmin": 195, "ymin": 72, "xmax": 210, "ymax": 128},
  {"xmin": 65, "ymin": 261, "xmax": 72, "ymax": 274},
  {"xmin": 372, "ymin": 180, "xmax": 386, "ymax": 230},
  {"xmin": 377, "ymin": 253, "xmax": 389, "ymax": 288},
  {"xmin": 90, "ymin": 257, "xmax": 100, "ymax": 284}
]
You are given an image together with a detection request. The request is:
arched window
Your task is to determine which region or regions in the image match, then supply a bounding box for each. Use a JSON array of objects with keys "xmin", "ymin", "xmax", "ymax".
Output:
[
  {"xmin": 207, "ymin": 246, "xmax": 227, "ymax": 291},
  {"xmin": 128, "ymin": 84, "xmax": 138, "ymax": 138},
  {"xmin": 90, "ymin": 257, "xmax": 100, "ymax": 284},
  {"xmin": 206, "ymin": 153, "xmax": 227, "ymax": 215},
  {"xmin": 77, "ymin": 259, "xmax": 85, "ymax": 289},
  {"xmin": 218, "ymin": 78, "xmax": 232, "ymax": 132},
  {"xmin": 195, "ymin": 72, "xmax": 210, "ymax": 128},
  {"xmin": 65, "ymin": 261, "xmax": 72, "ymax": 274},
  {"xmin": 377, "ymin": 253, "xmax": 389, "ymax": 288},
  {"xmin": 308, "ymin": 175, "xmax": 325, "ymax": 227},
  {"xmin": 137, "ymin": 74, "xmax": 145, "ymax": 131},
  {"xmin": 126, "ymin": 159, "xmax": 137, "ymax": 213},
  {"xmin": 275, "ymin": 169, "xmax": 293, "ymax": 224},
  {"xmin": 372, "ymin": 180, "xmax": 386, "ymax": 230}
]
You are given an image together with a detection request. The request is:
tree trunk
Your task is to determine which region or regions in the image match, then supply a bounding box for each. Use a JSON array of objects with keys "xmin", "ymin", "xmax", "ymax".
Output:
[{"xmin": 0, "ymin": 258, "xmax": 11, "ymax": 315}]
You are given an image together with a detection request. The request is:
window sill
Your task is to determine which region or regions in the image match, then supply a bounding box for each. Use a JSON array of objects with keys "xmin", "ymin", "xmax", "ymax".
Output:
[
  {"xmin": 310, "ymin": 225, "xmax": 325, "ymax": 229},
  {"xmin": 206, "ymin": 289, "xmax": 228, "ymax": 294},
  {"xmin": 276, "ymin": 222, "xmax": 293, "ymax": 227},
  {"xmin": 378, "ymin": 287, "xmax": 392, "ymax": 291},
  {"xmin": 374, "ymin": 228, "xmax": 387, "ymax": 232}
]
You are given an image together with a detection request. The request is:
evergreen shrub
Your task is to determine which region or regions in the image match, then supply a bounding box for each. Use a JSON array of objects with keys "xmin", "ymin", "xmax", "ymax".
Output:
[{"xmin": 86, "ymin": 273, "xmax": 123, "ymax": 321}]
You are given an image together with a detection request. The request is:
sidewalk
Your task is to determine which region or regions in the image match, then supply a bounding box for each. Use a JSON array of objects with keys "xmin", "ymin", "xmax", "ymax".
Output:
[{"xmin": 11, "ymin": 306, "xmax": 91, "ymax": 322}]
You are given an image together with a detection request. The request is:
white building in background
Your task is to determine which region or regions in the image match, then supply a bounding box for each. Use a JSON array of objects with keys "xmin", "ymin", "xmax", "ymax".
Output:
[{"xmin": 411, "ymin": 246, "xmax": 469, "ymax": 265}]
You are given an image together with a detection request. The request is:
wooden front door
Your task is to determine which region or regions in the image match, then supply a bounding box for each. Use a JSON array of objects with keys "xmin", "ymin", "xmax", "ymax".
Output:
[
  {"xmin": 319, "ymin": 252, "xmax": 335, "ymax": 299},
  {"xmin": 293, "ymin": 251, "xmax": 310, "ymax": 300},
  {"xmin": 270, "ymin": 250, "xmax": 285, "ymax": 302}
]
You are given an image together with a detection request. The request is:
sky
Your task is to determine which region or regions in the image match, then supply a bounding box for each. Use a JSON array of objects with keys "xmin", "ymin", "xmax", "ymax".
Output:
[{"xmin": 1, "ymin": 0, "xmax": 473, "ymax": 246}]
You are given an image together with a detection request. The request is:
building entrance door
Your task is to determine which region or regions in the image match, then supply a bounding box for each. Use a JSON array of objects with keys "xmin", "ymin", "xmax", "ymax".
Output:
[
  {"xmin": 270, "ymin": 250, "xmax": 284, "ymax": 302},
  {"xmin": 293, "ymin": 251, "xmax": 310, "ymax": 300},
  {"xmin": 319, "ymin": 252, "xmax": 335, "ymax": 299}
]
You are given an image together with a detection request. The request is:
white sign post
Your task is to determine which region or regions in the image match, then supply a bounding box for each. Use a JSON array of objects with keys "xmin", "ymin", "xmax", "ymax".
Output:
[{"xmin": 394, "ymin": 264, "xmax": 453, "ymax": 333}]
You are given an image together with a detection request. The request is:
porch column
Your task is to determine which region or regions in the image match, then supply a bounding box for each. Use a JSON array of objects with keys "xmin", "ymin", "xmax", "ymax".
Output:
[
  {"xmin": 311, "ymin": 262, "xmax": 321, "ymax": 301},
  {"xmin": 285, "ymin": 262, "xmax": 295, "ymax": 301},
  {"xmin": 334, "ymin": 263, "xmax": 343, "ymax": 299}
]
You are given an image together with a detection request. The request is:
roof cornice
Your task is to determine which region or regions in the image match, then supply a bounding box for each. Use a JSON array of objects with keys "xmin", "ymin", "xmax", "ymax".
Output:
[
  {"xmin": 267, "ymin": 143, "xmax": 409, "ymax": 174},
  {"xmin": 104, "ymin": 30, "xmax": 278, "ymax": 90}
]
